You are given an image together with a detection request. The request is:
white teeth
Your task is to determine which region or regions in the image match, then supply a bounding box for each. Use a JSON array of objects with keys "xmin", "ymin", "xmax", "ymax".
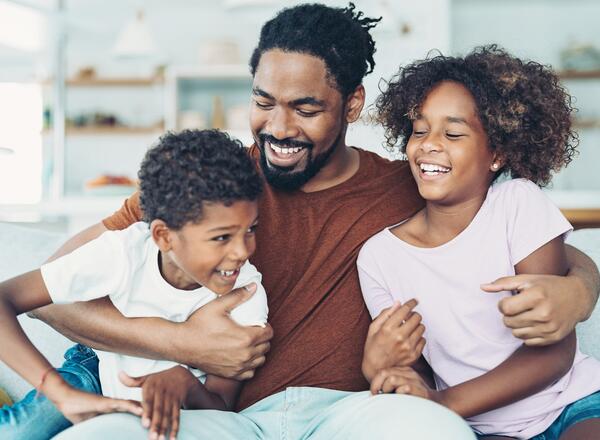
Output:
[
  {"xmin": 218, "ymin": 269, "xmax": 236, "ymax": 277},
  {"xmin": 420, "ymin": 163, "xmax": 450, "ymax": 173},
  {"xmin": 269, "ymin": 143, "xmax": 303, "ymax": 155}
]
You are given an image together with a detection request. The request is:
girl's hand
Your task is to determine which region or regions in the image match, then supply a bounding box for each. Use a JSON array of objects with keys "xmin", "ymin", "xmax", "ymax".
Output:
[
  {"xmin": 370, "ymin": 366, "xmax": 444, "ymax": 405},
  {"xmin": 52, "ymin": 385, "xmax": 142, "ymax": 424},
  {"xmin": 362, "ymin": 300, "xmax": 426, "ymax": 381},
  {"xmin": 120, "ymin": 366, "xmax": 198, "ymax": 440}
]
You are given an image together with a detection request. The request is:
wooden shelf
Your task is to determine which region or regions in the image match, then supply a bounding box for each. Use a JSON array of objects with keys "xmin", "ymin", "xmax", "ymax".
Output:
[
  {"xmin": 561, "ymin": 208, "xmax": 600, "ymax": 229},
  {"xmin": 559, "ymin": 70, "xmax": 600, "ymax": 80},
  {"xmin": 573, "ymin": 118, "xmax": 600, "ymax": 129},
  {"xmin": 43, "ymin": 125, "xmax": 164, "ymax": 136},
  {"xmin": 44, "ymin": 77, "xmax": 164, "ymax": 86}
]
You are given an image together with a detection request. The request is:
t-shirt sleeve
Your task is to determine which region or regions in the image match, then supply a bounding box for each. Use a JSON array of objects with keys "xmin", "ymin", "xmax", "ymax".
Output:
[
  {"xmin": 103, "ymin": 191, "xmax": 143, "ymax": 231},
  {"xmin": 504, "ymin": 179, "xmax": 573, "ymax": 266},
  {"xmin": 229, "ymin": 261, "xmax": 269, "ymax": 327},
  {"xmin": 40, "ymin": 230, "xmax": 130, "ymax": 304},
  {"xmin": 357, "ymin": 244, "xmax": 395, "ymax": 319}
]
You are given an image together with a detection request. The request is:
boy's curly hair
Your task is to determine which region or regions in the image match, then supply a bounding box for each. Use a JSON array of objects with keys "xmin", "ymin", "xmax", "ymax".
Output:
[
  {"xmin": 250, "ymin": 2, "xmax": 381, "ymax": 96},
  {"xmin": 376, "ymin": 45, "xmax": 578, "ymax": 186},
  {"xmin": 139, "ymin": 129, "xmax": 262, "ymax": 229}
]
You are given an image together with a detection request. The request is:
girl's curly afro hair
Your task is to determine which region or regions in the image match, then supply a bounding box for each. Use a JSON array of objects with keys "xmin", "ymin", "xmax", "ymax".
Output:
[{"xmin": 376, "ymin": 45, "xmax": 578, "ymax": 186}]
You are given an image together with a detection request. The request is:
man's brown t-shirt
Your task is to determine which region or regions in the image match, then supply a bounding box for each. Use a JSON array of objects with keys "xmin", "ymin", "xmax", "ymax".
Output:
[{"xmin": 103, "ymin": 145, "xmax": 424, "ymax": 410}]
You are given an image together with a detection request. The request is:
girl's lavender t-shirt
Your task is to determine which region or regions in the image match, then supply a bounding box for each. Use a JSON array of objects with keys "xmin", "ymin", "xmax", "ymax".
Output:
[{"xmin": 357, "ymin": 178, "xmax": 600, "ymax": 439}]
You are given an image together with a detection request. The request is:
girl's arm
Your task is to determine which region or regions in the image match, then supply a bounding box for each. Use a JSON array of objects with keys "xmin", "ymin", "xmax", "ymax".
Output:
[
  {"xmin": 0, "ymin": 270, "xmax": 142, "ymax": 421},
  {"xmin": 371, "ymin": 236, "xmax": 576, "ymax": 418}
]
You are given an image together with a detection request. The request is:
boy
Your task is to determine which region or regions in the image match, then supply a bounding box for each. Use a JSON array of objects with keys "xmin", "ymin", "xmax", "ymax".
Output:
[{"xmin": 0, "ymin": 129, "xmax": 268, "ymax": 440}]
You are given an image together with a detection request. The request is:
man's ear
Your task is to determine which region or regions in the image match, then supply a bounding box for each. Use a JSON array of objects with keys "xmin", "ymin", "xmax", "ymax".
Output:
[
  {"xmin": 345, "ymin": 84, "xmax": 366, "ymax": 124},
  {"xmin": 150, "ymin": 220, "xmax": 173, "ymax": 252}
]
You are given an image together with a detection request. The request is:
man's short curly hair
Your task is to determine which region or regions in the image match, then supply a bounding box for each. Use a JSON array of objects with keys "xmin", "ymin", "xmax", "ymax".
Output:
[
  {"xmin": 249, "ymin": 2, "xmax": 381, "ymax": 97},
  {"xmin": 138, "ymin": 129, "xmax": 262, "ymax": 229},
  {"xmin": 376, "ymin": 45, "xmax": 578, "ymax": 186}
]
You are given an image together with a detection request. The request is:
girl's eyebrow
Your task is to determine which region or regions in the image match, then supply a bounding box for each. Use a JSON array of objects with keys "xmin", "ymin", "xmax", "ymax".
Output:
[{"xmin": 446, "ymin": 116, "xmax": 468, "ymax": 125}]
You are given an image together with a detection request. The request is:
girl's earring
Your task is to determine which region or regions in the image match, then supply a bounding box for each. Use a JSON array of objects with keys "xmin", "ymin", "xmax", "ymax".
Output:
[{"xmin": 491, "ymin": 163, "xmax": 499, "ymax": 171}]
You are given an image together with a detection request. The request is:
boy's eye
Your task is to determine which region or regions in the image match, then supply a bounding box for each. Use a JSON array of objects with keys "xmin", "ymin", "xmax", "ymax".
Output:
[
  {"xmin": 247, "ymin": 224, "xmax": 258, "ymax": 234},
  {"xmin": 212, "ymin": 234, "xmax": 231, "ymax": 242}
]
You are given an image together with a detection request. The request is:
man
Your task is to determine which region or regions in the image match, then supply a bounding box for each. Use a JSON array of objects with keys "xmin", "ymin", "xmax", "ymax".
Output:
[{"xmin": 35, "ymin": 4, "xmax": 598, "ymax": 439}]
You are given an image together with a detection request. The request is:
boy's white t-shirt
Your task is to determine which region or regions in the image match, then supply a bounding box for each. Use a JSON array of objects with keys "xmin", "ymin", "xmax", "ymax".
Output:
[
  {"xmin": 357, "ymin": 179, "xmax": 600, "ymax": 439},
  {"xmin": 41, "ymin": 222, "xmax": 268, "ymax": 401}
]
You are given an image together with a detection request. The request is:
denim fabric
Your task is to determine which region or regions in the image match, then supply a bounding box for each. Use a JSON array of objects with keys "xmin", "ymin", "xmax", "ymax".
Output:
[
  {"xmin": 530, "ymin": 390, "xmax": 600, "ymax": 440},
  {"xmin": 0, "ymin": 344, "xmax": 101, "ymax": 440},
  {"xmin": 476, "ymin": 390, "xmax": 600, "ymax": 440},
  {"xmin": 55, "ymin": 387, "xmax": 475, "ymax": 440}
]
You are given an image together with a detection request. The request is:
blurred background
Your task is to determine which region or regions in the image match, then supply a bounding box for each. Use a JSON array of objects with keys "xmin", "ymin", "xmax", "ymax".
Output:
[{"xmin": 0, "ymin": 0, "xmax": 599, "ymax": 234}]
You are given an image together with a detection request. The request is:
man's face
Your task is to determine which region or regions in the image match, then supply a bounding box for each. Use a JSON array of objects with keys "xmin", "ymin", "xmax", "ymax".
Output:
[{"xmin": 250, "ymin": 49, "xmax": 347, "ymax": 191}]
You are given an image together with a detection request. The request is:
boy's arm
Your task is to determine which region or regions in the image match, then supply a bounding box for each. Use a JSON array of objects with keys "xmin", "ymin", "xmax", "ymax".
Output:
[
  {"xmin": 482, "ymin": 244, "xmax": 599, "ymax": 346},
  {"xmin": 187, "ymin": 374, "xmax": 242, "ymax": 411}
]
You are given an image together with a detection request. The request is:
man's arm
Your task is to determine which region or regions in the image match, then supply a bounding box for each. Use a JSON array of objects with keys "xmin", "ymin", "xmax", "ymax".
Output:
[
  {"xmin": 29, "ymin": 222, "xmax": 272, "ymax": 379},
  {"xmin": 482, "ymin": 244, "xmax": 600, "ymax": 346}
]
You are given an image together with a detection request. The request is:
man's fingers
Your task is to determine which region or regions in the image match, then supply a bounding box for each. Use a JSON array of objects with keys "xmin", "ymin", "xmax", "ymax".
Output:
[
  {"xmin": 169, "ymin": 403, "xmax": 180, "ymax": 440},
  {"xmin": 481, "ymin": 275, "xmax": 531, "ymax": 293},
  {"xmin": 216, "ymin": 284, "xmax": 256, "ymax": 312},
  {"xmin": 497, "ymin": 294, "xmax": 537, "ymax": 317},
  {"xmin": 150, "ymin": 390, "xmax": 164, "ymax": 440}
]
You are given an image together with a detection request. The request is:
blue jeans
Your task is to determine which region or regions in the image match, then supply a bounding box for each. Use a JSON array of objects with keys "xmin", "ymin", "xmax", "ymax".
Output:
[
  {"xmin": 55, "ymin": 386, "xmax": 475, "ymax": 439},
  {"xmin": 0, "ymin": 344, "xmax": 101, "ymax": 440}
]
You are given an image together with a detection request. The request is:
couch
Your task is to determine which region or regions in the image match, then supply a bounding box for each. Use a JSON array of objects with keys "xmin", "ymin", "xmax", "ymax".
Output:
[{"xmin": 0, "ymin": 222, "xmax": 599, "ymax": 402}]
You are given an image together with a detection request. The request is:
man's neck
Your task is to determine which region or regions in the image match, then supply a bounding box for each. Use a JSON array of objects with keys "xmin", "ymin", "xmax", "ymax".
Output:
[{"xmin": 300, "ymin": 144, "xmax": 360, "ymax": 193}]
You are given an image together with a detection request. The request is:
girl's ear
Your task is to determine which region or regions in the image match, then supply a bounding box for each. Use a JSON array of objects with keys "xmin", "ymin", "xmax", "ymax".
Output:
[
  {"xmin": 490, "ymin": 153, "xmax": 506, "ymax": 172},
  {"xmin": 150, "ymin": 220, "xmax": 173, "ymax": 252}
]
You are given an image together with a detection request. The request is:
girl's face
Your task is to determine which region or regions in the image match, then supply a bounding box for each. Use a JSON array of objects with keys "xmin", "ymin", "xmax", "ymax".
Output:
[{"xmin": 406, "ymin": 80, "xmax": 497, "ymax": 207}]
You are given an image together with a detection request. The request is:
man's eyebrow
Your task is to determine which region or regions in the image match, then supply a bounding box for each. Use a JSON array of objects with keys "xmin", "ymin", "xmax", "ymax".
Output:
[
  {"xmin": 252, "ymin": 87, "xmax": 274, "ymax": 99},
  {"xmin": 291, "ymin": 96, "xmax": 325, "ymax": 107}
]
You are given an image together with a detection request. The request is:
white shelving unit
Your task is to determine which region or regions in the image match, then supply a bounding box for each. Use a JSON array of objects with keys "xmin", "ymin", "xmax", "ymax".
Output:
[{"xmin": 164, "ymin": 65, "xmax": 254, "ymax": 146}]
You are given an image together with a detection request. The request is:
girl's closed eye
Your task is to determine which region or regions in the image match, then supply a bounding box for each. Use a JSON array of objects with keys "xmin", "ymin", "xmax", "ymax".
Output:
[
  {"xmin": 446, "ymin": 132, "xmax": 465, "ymax": 139},
  {"xmin": 212, "ymin": 234, "xmax": 231, "ymax": 242},
  {"xmin": 247, "ymin": 224, "xmax": 259, "ymax": 234}
]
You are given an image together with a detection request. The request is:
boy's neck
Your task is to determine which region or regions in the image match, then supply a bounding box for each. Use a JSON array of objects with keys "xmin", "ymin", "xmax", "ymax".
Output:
[{"xmin": 157, "ymin": 250, "xmax": 201, "ymax": 291}]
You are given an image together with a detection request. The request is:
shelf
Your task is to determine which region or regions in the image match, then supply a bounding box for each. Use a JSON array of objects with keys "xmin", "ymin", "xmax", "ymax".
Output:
[
  {"xmin": 573, "ymin": 119, "xmax": 600, "ymax": 129},
  {"xmin": 559, "ymin": 70, "xmax": 600, "ymax": 80},
  {"xmin": 44, "ymin": 77, "xmax": 164, "ymax": 86},
  {"xmin": 561, "ymin": 209, "xmax": 600, "ymax": 229},
  {"xmin": 43, "ymin": 125, "xmax": 164, "ymax": 136}
]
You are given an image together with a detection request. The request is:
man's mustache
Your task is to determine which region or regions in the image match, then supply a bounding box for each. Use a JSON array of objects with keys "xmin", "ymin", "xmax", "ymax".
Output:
[{"xmin": 258, "ymin": 133, "xmax": 313, "ymax": 150}]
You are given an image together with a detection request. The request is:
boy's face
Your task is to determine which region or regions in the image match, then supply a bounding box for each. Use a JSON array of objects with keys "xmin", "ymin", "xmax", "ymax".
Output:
[
  {"xmin": 157, "ymin": 200, "xmax": 259, "ymax": 295},
  {"xmin": 249, "ymin": 49, "xmax": 349, "ymax": 190},
  {"xmin": 406, "ymin": 80, "xmax": 496, "ymax": 206}
]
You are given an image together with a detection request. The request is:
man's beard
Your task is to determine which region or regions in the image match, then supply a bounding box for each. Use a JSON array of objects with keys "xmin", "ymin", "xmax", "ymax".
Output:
[{"xmin": 257, "ymin": 131, "xmax": 342, "ymax": 191}]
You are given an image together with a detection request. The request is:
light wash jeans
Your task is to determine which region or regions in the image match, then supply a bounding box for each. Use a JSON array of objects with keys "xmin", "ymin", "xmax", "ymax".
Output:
[
  {"xmin": 55, "ymin": 385, "xmax": 475, "ymax": 440},
  {"xmin": 0, "ymin": 344, "xmax": 102, "ymax": 440}
]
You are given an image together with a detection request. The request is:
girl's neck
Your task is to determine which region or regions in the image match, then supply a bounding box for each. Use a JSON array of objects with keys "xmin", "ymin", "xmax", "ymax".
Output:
[{"xmin": 420, "ymin": 192, "xmax": 488, "ymax": 247}]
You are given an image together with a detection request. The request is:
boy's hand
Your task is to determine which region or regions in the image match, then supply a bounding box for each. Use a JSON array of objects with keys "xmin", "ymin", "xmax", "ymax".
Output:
[
  {"xmin": 50, "ymin": 382, "xmax": 142, "ymax": 424},
  {"xmin": 362, "ymin": 299, "xmax": 426, "ymax": 381},
  {"xmin": 176, "ymin": 283, "xmax": 273, "ymax": 379},
  {"xmin": 482, "ymin": 274, "xmax": 583, "ymax": 346},
  {"xmin": 370, "ymin": 366, "xmax": 443, "ymax": 405},
  {"xmin": 120, "ymin": 366, "xmax": 197, "ymax": 440}
]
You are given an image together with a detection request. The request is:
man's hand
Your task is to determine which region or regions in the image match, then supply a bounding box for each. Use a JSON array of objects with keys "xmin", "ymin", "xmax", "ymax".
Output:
[
  {"xmin": 175, "ymin": 283, "xmax": 273, "ymax": 380},
  {"xmin": 362, "ymin": 299, "xmax": 426, "ymax": 382},
  {"xmin": 481, "ymin": 273, "xmax": 586, "ymax": 346},
  {"xmin": 120, "ymin": 366, "xmax": 197, "ymax": 440}
]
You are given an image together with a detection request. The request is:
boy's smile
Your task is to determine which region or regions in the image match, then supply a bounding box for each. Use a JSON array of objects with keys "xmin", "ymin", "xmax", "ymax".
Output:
[{"xmin": 153, "ymin": 200, "xmax": 259, "ymax": 294}]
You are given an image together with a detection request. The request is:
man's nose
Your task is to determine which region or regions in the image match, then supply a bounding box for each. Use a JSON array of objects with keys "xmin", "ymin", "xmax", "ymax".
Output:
[{"xmin": 267, "ymin": 108, "xmax": 300, "ymax": 140}]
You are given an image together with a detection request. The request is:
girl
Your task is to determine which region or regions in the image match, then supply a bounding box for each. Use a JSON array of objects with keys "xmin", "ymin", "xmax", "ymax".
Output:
[{"xmin": 357, "ymin": 46, "xmax": 600, "ymax": 439}]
